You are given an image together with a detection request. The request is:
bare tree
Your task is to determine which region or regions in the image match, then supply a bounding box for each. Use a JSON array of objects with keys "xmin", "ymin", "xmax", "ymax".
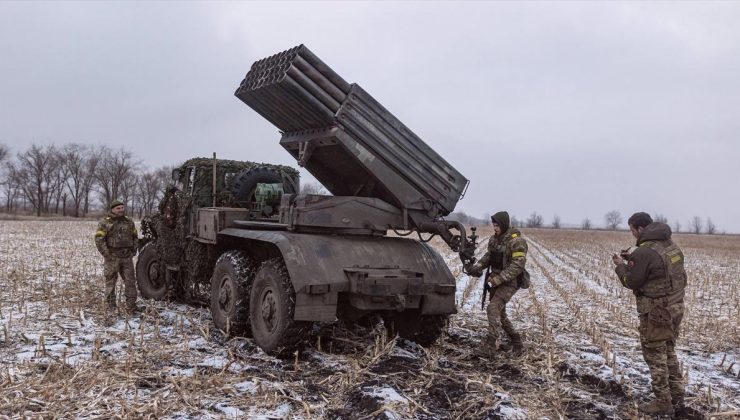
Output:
[
  {"xmin": 581, "ymin": 218, "xmax": 592, "ymax": 230},
  {"xmin": 604, "ymin": 210, "xmax": 622, "ymax": 230},
  {"xmin": 673, "ymin": 220, "xmax": 681, "ymax": 233},
  {"xmin": 0, "ymin": 143, "xmax": 8, "ymax": 164},
  {"xmin": 551, "ymin": 214, "xmax": 561, "ymax": 229},
  {"xmin": 511, "ymin": 215, "xmax": 520, "ymax": 228},
  {"xmin": 301, "ymin": 181, "xmax": 329, "ymax": 195},
  {"xmin": 690, "ymin": 216, "xmax": 702, "ymax": 234},
  {"xmin": 136, "ymin": 170, "xmax": 166, "ymax": 217},
  {"xmin": 58, "ymin": 144, "xmax": 83, "ymax": 217},
  {"xmin": 2, "ymin": 161, "xmax": 23, "ymax": 212},
  {"xmin": 526, "ymin": 212, "xmax": 543, "ymax": 228},
  {"xmin": 95, "ymin": 147, "xmax": 139, "ymax": 208},
  {"xmin": 706, "ymin": 217, "xmax": 716, "ymax": 235},
  {"xmin": 654, "ymin": 214, "xmax": 668, "ymax": 224},
  {"xmin": 0, "ymin": 144, "xmax": 13, "ymax": 210},
  {"xmin": 81, "ymin": 147, "xmax": 102, "ymax": 216},
  {"xmin": 15, "ymin": 144, "xmax": 60, "ymax": 216},
  {"xmin": 155, "ymin": 165, "xmax": 174, "ymax": 189},
  {"xmin": 482, "ymin": 212, "xmax": 491, "ymax": 226},
  {"xmin": 49, "ymin": 150, "xmax": 69, "ymax": 215}
]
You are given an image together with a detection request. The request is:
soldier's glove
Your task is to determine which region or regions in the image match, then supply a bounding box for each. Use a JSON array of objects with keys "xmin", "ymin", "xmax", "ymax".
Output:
[
  {"xmin": 459, "ymin": 245, "xmax": 475, "ymax": 263},
  {"xmin": 487, "ymin": 275, "xmax": 503, "ymax": 288},
  {"xmin": 465, "ymin": 263, "xmax": 482, "ymax": 277}
]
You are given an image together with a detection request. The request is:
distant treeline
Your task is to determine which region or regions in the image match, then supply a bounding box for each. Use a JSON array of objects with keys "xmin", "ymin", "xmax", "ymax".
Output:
[
  {"xmin": 0, "ymin": 142, "xmax": 723, "ymax": 233},
  {"xmin": 446, "ymin": 210, "xmax": 721, "ymax": 234},
  {"xmin": 0, "ymin": 142, "xmax": 171, "ymax": 218}
]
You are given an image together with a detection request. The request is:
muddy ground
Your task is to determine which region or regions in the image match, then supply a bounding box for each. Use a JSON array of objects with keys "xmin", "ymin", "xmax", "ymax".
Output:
[{"xmin": 1, "ymin": 221, "xmax": 738, "ymax": 418}]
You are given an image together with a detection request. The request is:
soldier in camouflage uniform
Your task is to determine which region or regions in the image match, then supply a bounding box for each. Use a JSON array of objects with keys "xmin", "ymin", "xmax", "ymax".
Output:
[
  {"xmin": 464, "ymin": 211, "xmax": 529, "ymax": 355},
  {"xmin": 95, "ymin": 199, "xmax": 140, "ymax": 313},
  {"xmin": 612, "ymin": 212, "xmax": 686, "ymax": 416}
]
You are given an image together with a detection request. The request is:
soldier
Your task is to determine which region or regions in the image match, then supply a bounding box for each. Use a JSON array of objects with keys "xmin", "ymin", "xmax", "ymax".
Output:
[
  {"xmin": 464, "ymin": 211, "xmax": 529, "ymax": 355},
  {"xmin": 612, "ymin": 212, "xmax": 686, "ymax": 416},
  {"xmin": 95, "ymin": 199, "xmax": 140, "ymax": 313}
]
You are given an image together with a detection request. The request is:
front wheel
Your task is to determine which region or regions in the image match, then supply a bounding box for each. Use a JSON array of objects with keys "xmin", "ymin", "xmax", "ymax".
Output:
[
  {"xmin": 249, "ymin": 258, "xmax": 309, "ymax": 356},
  {"xmin": 136, "ymin": 242, "xmax": 167, "ymax": 300},
  {"xmin": 210, "ymin": 251, "xmax": 255, "ymax": 336}
]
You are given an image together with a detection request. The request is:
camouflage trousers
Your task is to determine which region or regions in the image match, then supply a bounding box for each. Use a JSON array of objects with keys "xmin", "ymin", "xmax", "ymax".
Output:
[
  {"xmin": 103, "ymin": 255, "xmax": 137, "ymax": 306},
  {"xmin": 638, "ymin": 311, "xmax": 685, "ymax": 404},
  {"xmin": 485, "ymin": 282, "xmax": 521, "ymax": 347}
]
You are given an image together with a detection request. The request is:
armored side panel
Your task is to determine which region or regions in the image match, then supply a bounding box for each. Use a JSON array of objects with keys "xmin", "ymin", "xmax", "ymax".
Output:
[
  {"xmin": 235, "ymin": 45, "xmax": 468, "ymax": 225},
  {"xmin": 194, "ymin": 208, "xmax": 249, "ymax": 243},
  {"xmin": 278, "ymin": 194, "xmax": 404, "ymax": 234},
  {"xmin": 218, "ymin": 228, "xmax": 456, "ymax": 321}
]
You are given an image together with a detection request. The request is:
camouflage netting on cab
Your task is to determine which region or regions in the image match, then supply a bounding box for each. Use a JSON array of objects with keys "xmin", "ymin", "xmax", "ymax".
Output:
[
  {"xmin": 178, "ymin": 157, "xmax": 300, "ymax": 208},
  {"xmin": 151, "ymin": 186, "xmax": 216, "ymax": 303}
]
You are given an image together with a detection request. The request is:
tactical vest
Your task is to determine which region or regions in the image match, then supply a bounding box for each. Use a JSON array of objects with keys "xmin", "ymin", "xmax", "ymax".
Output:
[
  {"xmin": 107, "ymin": 218, "xmax": 135, "ymax": 249},
  {"xmin": 638, "ymin": 240, "xmax": 687, "ymax": 298},
  {"xmin": 488, "ymin": 238, "xmax": 513, "ymax": 272}
]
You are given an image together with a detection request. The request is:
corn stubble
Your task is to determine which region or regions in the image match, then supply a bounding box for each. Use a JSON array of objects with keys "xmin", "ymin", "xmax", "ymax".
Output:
[{"xmin": 0, "ymin": 221, "xmax": 738, "ymax": 418}]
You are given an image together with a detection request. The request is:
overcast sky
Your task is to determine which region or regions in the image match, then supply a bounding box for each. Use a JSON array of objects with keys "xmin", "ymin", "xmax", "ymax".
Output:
[{"xmin": 1, "ymin": 1, "xmax": 739, "ymax": 232}]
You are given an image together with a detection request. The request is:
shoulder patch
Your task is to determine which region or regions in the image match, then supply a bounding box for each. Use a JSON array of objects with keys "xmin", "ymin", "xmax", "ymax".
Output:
[{"xmin": 511, "ymin": 233, "xmax": 519, "ymax": 238}]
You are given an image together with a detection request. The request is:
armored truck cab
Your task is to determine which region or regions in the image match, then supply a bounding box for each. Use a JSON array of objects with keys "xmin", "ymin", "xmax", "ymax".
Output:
[{"xmin": 137, "ymin": 46, "xmax": 470, "ymax": 356}]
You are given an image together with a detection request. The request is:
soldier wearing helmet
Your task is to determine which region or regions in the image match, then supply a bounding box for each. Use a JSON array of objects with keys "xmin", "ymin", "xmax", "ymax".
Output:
[
  {"xmin": 94, "ymin": 199, "xmax": 140, "ymax": 314},
  {"xmin": 464, "ymin": 211, "xmax": 529, "ymax": 356}
]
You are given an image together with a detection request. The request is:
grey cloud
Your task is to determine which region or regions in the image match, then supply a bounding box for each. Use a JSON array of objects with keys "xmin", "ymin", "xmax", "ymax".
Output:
[{"xmin": 1, "ymin": 1, "xmax": 738, "ymax": 231}]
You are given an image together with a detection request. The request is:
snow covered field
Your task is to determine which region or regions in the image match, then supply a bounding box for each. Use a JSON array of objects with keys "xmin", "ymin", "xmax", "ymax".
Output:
[{"xmin": 1, "ymin": 221, "xmax": 738, "ymax": 418}]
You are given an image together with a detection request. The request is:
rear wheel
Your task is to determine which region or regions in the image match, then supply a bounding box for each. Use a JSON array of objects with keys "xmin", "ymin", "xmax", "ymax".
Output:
[
  {"xmin": 250, "ymin": 258, "xmax": 309, "ymax": 356},
  {"xmin": 136, "ymin": 242, "xmax": 167, "ymax": 300},
  {"xmin": 210, "ymin": 251, "xmax": 255, "ymax": 336}
]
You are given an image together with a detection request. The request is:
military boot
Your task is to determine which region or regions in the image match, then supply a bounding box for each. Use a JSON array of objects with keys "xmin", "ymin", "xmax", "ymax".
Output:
[
  {"xmin": 475, "ymin": 334, "xmax": 497, "ymax": 358},
  {"xmin": 671, "ymin": 394, "xmax": 686, "ymax": 417},
  {"xmin": 510, "ymin": 334, "xmax": 524, "ymax": 354},
  {"xmin": 125, "ymin": 300, "xmax": 143, "ymax": 315},
  {"xmin": 638, "ymin": 396, "xmax": 674, "ymax": 417}
]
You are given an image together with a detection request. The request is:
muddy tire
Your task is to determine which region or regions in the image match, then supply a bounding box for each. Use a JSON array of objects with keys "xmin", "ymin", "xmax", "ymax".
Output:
[
  {"xmin": 387, "ymin": 312, "xmax": 448, "ymax": 347},
  {"xmin": 136, "ymin": 242, "xmax": 167, "ymax": 300},
  {"xmin": 210, "ymin": 250, "xmax": 255, "ymax": 336},
  {"xmin": 250, "ymin": 258, "xmax": 309, "ymax": 356}
]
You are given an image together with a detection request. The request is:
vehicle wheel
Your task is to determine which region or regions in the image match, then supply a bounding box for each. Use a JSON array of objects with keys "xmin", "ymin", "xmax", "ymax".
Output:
[
  {"xmin": 136, "ymin": 242, "xmax": 167, "ymax": 300},
  {"xmin": 250, "ymin": 258, "xmax": 309, "ymax": 356},
  {"xmin": 386, "ymin": 311, "xmax": 448, "ymax": 347},
  {"xmin": 210, "ymin": 250, "xmax": 255, "ymax": 336}
]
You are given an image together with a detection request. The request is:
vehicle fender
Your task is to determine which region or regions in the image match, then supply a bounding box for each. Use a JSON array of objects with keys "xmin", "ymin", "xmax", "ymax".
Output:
[{"xmin": 218, "ymin": 228, "xmax": 455, "ymax": 321}]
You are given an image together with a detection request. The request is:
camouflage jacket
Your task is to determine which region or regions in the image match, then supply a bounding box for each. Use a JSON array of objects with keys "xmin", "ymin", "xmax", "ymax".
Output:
[
  {"xmin": 95, "ymin": 213, "xmax": 138, "ymax": 258},
  {"xmin": 468, "ymin": 228, "xmax": 528, "ymax": 287},
  {"xmin": 615, "ymin": 222, "xmax": 686, "ymax": 312}
]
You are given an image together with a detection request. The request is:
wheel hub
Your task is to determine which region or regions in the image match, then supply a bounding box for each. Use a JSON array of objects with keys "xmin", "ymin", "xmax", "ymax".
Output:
[
  {"xmin": 147, "ymin": 260, "xmax": 163, "ymax": 287},
  {"xmin": 219, "ymin": 278, "xmax": 233, "ymax": 310},
  {"xmin": 261, "ymin": 290, "xmax": 277, "ymax": 332}
]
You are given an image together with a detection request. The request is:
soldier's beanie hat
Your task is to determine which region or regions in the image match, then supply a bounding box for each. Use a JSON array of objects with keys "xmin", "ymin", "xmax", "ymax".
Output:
[
  {"xmin": 628, "ymin": 212, "xmax": 653, "ymax": 228},
  {"xmin": 491, "ymin": 211, "xmax": 510, "ymax": 227},
  {"xmin": 110, "ymin": 199, "xmax": 124, "ymax": 209}
]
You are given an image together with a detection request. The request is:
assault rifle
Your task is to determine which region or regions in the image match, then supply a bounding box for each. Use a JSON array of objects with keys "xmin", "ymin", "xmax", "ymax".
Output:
[
  {"xmin": 481, "ymin": 267, "xmax": 491, "ymax": 310},
  {"xmin": 459, "ymin": 226, "xmax": 478, "ymax": 265}
]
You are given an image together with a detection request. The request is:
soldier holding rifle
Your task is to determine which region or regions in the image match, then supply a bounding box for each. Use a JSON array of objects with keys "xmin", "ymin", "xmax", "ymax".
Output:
[{"xmin": 461, "ymin": 211, "xmax": 530, "ymax": 356}]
